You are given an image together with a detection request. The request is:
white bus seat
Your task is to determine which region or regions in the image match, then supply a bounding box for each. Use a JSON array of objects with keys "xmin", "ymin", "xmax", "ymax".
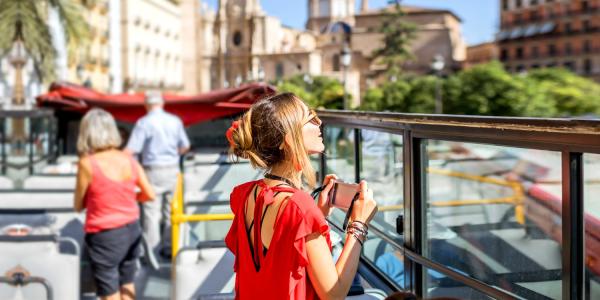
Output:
[
  {"xmin": 23, "ymin": 176, "xmax": 75, "ymax": 190},
  {"xmin": 0, "ymin": 193, "xmax": 73, "ymax": 210},
  {"xmin": 172, "ymin": 247, "xmax": 235, "ymax": 300},
  {"xmin": 0, "ymin": 177, "xmax": 13, "ymax": 189},
  {"xmin": 0, "ymin": 237, "xmax": 80, "ymax": 300}
]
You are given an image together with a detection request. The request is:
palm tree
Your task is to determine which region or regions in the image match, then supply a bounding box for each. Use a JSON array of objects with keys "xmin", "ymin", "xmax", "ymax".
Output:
[{"xmin": 0, "ymin": 0, "xmax": 88, "ymax": 104}]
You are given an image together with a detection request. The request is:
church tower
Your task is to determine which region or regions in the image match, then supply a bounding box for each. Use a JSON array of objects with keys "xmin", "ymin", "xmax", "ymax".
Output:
[{"xmin": 307, "ymin": 0, "xmax": 356, "ymax": 32}]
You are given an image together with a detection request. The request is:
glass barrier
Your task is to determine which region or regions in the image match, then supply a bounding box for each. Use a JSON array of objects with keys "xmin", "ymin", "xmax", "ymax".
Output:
[
  {"xmin": 584, "ymin": 154, "xmax": 600, "ymax": 299},
  {"xmin": 425, "ymin": 266, "xmax": 494, "ymax": 299},
  {"xmin": 421, "ymin": 140, "xmax": 562, "ymax": 299},
  {"xmin": 324, "ymin": 126, "xmax": 356, "ymax": 181}
]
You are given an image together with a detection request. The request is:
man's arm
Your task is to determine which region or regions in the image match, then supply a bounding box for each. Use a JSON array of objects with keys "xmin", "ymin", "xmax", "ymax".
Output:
[
  {"xmin": 177, "ymin": 121, "xmax": 191, "ymax": 155},
  {"xmin": 126, "ymin": 122, "xmax": 145, "ymax": 155}
]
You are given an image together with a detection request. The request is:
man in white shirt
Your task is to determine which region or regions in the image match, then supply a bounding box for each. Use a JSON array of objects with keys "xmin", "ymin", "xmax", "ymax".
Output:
[{"xmin": 126, "ymin": 90, "xmax": 190, "ymax": 259}]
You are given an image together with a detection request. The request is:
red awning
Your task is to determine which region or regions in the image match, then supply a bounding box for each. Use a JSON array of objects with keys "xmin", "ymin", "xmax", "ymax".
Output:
[{"xmin": 36, "ymin": 82, "xmax": 276, "ymax": 126}]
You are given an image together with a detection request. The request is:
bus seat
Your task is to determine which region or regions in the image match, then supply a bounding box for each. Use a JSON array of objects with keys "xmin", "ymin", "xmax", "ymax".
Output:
[
  {"xmin": 0, "ymin": 236, "xmax": 80, "ymax": 300},
  {"xmin": 172, "ymin": 247, "xmax": 235, "ymax": 300},
  {"xmin": 23, "ymin": 176, "xmax": 76, "ymax": 190}
]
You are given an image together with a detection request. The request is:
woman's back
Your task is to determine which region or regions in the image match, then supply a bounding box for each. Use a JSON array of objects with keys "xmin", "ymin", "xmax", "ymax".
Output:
[
  {"xmin": 82, "ymin": 150, "xmax": 140, "ymax": 233},
  {"xmin": 225, "ymin": 180, "xmax": 331, "ymax": 300}
]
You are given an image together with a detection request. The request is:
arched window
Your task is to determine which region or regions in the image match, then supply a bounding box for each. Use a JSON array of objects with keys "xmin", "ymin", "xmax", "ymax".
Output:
[{"xmin": 333, "ymin": 54, "xmax": 340, "ymax": 72}]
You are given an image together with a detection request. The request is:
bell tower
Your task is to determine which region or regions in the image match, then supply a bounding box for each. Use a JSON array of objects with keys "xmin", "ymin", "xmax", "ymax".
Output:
[{"xmin": 307, "ymin": 0, "xmax": 355, "ymax": 32}]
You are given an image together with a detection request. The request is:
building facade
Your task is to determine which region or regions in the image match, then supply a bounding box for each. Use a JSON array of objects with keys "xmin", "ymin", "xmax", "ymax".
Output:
[
  {"xmin": 498, "ymin": 0, "xmax": 600, "ymax": 81},
  {"xmin": 186, "ymin": 0, "xmax": 466, "ymax": 105},
  {"xmin": 466, "ymin": 42, "xmax": 500, "ymax": 68},
  {"xmin": 120, "ymin": 0, "xmax": 184, "ymax": 92}
]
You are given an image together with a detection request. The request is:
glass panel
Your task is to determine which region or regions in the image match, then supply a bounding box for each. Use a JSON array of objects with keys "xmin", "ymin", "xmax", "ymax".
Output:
[
  {"xmin": 324, "ymin": 126, "xmax": 355, "ymax": 180},
  {"xmin": 324, "ymin": 126, "xmax": 356, "ymax": 227},
  {"xmin": 584, "ymin": 154, "xmax": 600, "ymax": 299},
  {"xmin": 422, "ymin": 140, "xmax": 562, "ymax": 299},
  {"xmin": 363, "ymin": 236, "xmax": 406, "ymax": 289},
  {"xmin": 360, "ymin": 129, "xmax": 403, "ymax": 233},
  {"xmin": 425, "ymin": 267, "xmax": 494, "ymax": 299}
]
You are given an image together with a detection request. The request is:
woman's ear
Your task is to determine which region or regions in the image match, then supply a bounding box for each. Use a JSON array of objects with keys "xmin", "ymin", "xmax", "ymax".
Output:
[{"xmin": 282, "ymin": 133, "xmax": 293, "ymax": 150}]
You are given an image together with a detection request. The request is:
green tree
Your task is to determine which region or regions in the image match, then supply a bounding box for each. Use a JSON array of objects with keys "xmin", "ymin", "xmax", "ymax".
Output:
[
  {"xmin": 276, "ymin": 75, "xmax": 346, "ymax": 109},
  {"xmin": 0, "ymin": 0, "xmax": 89, "ymax": 82},
  {"xmin": 527, "ymin": 68, "xmax": 600, "ymax": 116},
  {"xmin": 372, "ymin": 0, "xmax": 417, "ymax": 77}
]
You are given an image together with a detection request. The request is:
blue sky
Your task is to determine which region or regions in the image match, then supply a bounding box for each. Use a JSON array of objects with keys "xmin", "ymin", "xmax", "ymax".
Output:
[{"xmin": 202, "ymin": 1, "xmax": 499, "ymax": 46}]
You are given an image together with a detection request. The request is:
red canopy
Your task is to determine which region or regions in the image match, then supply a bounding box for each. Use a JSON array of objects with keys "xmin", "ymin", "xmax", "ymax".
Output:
[{"xmin": 36, "ymin": 82, "xmax": 276, "ymax": 126}]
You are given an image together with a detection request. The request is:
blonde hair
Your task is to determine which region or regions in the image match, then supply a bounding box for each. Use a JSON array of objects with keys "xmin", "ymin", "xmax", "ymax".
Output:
[
  {"xmin": 77, "ymin": 108, "xmax": 122, "ymax": 155},
  {"xmin": 229, "ymin": 93, "xmax": 316, "ymax": 188}
]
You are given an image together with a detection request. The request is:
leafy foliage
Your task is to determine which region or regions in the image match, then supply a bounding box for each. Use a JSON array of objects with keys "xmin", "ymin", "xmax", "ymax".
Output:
[
  {"xmin": 371, "ymin": 0, "xmax": 417, "ymax": 77},
  {"xmin": 275, "ymin": 75, "xmax": 346, "ymax": 109},
  {"xmin": 0, "ymin": 0, "xmax": 89, "ymax": 82},
  {"xmin": 358, "ymin": 62, "xmax": 600, "ymax": 117}
]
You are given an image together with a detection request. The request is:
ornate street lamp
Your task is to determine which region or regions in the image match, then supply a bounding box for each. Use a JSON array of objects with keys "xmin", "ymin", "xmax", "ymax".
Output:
[
  {"xmin": 9, "ymin": 40, "xmax": 27, "ymax": 107},
  {"xmin": 340, "ymin": 43, "xmax": 351, "ymax": 110},
  {"xmin": 431, "ymin": 54, "xmax": 445, "ymax": 114}
]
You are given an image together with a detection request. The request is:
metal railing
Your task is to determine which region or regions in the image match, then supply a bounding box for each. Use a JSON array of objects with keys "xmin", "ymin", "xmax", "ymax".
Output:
[
  {"xmin": 170, "ymin": 173, "xmax": 234, "ymax": 261},
  {"xmin": 317, "ymin": 109, "xmax": 600, "ymax": 300}
]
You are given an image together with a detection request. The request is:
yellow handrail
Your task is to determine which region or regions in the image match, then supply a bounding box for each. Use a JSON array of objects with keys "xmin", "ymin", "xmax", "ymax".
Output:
[
  {"xmin": 170, "ymin": 173, "xmax": 234, "ymax": 261},
  {"xmin": 375, "ymin": 168, "xmax": 526, "ymax": 224}
]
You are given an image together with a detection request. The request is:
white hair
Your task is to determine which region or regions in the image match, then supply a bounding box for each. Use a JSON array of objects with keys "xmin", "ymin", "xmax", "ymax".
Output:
[{"xmin": 77, "ymin": 108, "xmax": 122, "ymax": 155}]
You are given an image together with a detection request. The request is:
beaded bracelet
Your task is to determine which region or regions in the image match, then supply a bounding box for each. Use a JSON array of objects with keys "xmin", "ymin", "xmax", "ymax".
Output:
[{"xmin": 348, "ymin": 231, "xmax": 364, "ymax": 247}]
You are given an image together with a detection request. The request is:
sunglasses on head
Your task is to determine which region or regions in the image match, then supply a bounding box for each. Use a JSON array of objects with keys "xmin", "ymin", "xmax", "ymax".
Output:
[{"xmin": 304, "ymin": 109, "xmax": 322, "ymax": 126}]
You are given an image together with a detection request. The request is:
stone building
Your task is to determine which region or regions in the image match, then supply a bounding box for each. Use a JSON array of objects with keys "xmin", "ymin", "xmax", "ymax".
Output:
[
  {"xmin": 466, "ymin": 42, "xmax": 500, "ymax": 68},
  {"xmin": 498, "ymin": 0, "xmax": 600, "ymax": 81},
  {"xmin": 183, "ymin": 0, "xmax": 467, "ymax": 105}
]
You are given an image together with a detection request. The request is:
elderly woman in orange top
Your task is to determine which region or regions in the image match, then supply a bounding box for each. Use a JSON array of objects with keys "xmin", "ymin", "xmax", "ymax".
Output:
[{"xmin": 74, "ymin": 108, "xmax": 155, "ymax": 300}]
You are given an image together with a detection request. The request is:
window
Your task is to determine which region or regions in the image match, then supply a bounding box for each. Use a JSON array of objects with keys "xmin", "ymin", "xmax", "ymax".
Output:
[
  {"xmin": 514, "ymin": 13, "xmax": 523, "ymax": 24},
  {"xmin": 333, "ymin": 54, "xmax": 341, "ymax": 71},
  {"xmin": 584, "ymin": 40, "xmax": 592, "ymax": 53},
  {"xmin": 583, "ymin": 20, "xmax": 591, "ymax": 32},
  {"xmin": 421, "ymin": 140, "xmax": 563, "ymax": 299},
  {"xmin": 563, "ymin": 61, "xmax": 575, "ymax": 71},
  {"xmin": 531, "ymin": 45, "xmax": 539, "ymax": 56},
  {"xmin": 584, "ymin": 154, "xmax": 600, "ymax": 300},
  {"xmin": 564, "ymin": 22, "xmax": 572, "ymax": 33},
  {"xmin": 319, "ymin": 0, "xmax": 330, "ymax": 17},
  {"xmin": 548, "ymin": 44, "xmax": 557, "ymax": 56},
  {"xmin": 531, "ymin": 0, "xmax": 538, "ymax": 5},
  {"xmin": 232, "ymin": 31, "xmax": 243, "ymax": 46},
  {"xmin": 502, "ymin": 0, "xmax": 509, "ymax": 10},
  {"xmin": 565, "ymin": 42, "xmax": 572, "ymax": 55},
  {"xmin": 584, "ymin": 59, "xmax": 593, "ymax": 74},
  {"xmin": 582, "ymin": 0, "xmax": 589, "ymax": 11},
  {"xmin": 531, "ymin": 10, "xmax": 539, "ymax": 21},
  {"xmin": 500, "ymin": 48, "xmax": 509, "ymax": 61},
  {"xmin": 275, "ymin": 62, "xmax": 284, "ymax": 79},
  {"xmin": 516, "ymin": 64, "xmax": 526, "ymax": 72},
  {"xmin": 516, "ymin": 47, "xmax": 524, "ymax": 59},
  {"xmin": 516, "ymin": 0, "xmax": 522, "ymax": 8}
]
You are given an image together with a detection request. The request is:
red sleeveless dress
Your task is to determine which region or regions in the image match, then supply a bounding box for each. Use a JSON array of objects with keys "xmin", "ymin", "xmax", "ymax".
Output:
[{"xmin": 225, "ymin": 180, "xmax": 332, "ymax": 299}]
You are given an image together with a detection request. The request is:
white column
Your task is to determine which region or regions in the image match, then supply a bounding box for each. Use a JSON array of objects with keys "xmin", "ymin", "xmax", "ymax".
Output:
[
  {"xmin": 48, "ymin": 6, "xmax": 68, "ymax": 81},
  {"xmin": 109, "ymin": 0, "xmax": 123, "ymax": 93}
]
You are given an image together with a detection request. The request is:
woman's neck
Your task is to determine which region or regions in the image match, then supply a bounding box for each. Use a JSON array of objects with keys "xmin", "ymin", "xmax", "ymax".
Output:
[{"xmin": 268, "ymin": 163, "xmax": 300, "ymax": 186}]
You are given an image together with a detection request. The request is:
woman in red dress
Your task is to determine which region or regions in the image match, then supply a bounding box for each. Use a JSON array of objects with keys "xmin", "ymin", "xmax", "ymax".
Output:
[{"xmin": 225, "ymin": 93, "xmax": 378, "ymax": 299}]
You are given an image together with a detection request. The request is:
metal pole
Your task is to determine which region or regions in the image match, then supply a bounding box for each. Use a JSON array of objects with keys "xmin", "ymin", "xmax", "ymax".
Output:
[
  {"xmin": 343, "ymin": 66, "xmax": 348, "ymax": 110},
  {"xmin": 434, "ymin": 72, "xmax": 442, "ymax": 114},
  {"xmin": 1, "ymin": 118, "xmax": 5, "ymax": 175}
]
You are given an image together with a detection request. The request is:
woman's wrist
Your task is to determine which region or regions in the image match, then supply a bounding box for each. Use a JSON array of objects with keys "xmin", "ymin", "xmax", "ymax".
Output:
[{"xmin": 345, "ymin": 220, "xmax": 368, "ymax": 247}]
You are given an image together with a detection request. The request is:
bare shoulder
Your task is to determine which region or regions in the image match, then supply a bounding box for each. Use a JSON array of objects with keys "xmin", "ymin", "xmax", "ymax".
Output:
[{"xmin": 77, "ymin": 156, "xmax": 92, "ymax": 175}]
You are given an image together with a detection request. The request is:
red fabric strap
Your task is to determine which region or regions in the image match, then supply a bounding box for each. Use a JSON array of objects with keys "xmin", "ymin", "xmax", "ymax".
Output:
[{"xmin": 251, "ymin": 181, "xmax": 296, "ymax": 269}]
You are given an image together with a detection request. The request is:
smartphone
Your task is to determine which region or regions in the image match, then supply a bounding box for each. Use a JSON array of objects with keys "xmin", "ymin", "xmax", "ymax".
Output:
[{"xmin": 328, "ymin": 181, "xmax": 360, "ymax": 210}]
